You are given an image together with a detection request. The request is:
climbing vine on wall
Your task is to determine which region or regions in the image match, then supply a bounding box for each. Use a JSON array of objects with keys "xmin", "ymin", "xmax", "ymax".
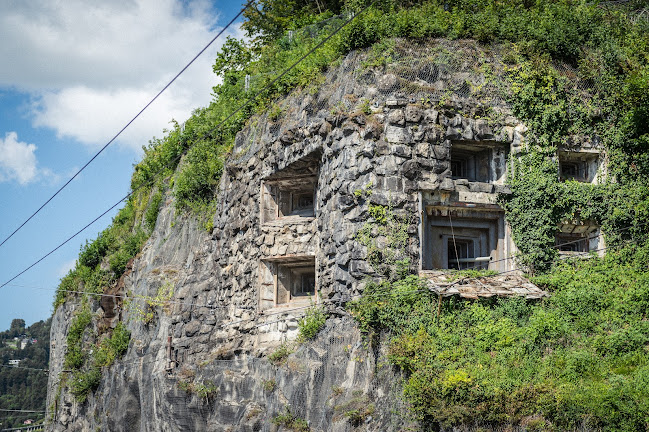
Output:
[
  {"xmin": 124, "ymin": 281, "xmax": 175, "ymax": 325},
  {"xmin": 499, "ymin": 150, "xmax": 606, "ymax": 272},
  {"xmin": 355, "ymin": 204, "xmax": 411, "ymax": 280}
]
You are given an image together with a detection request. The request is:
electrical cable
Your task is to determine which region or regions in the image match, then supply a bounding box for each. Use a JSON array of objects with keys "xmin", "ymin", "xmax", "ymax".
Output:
[
  {"xmin": 0, "ymin": 410, "xmax": 45, "ymax": 414},
  {"xmin": 0, "ymin": 197, "xmax": 127, "ymax": 289},
  {"xmin": 0, "ymin": 364, "xmax": 48, "ymax": 372},
  {"xmin": 0, "ymin": 1, "xmax": 254, "ymax": 252},
  {"xmin": 1, "ymin": 424, "xmax": 49, "ymax": 432}
]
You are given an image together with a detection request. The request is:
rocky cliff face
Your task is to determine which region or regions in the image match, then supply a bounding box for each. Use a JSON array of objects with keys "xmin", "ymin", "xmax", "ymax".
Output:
[{"xmin": 46, "ymin": 39, "xmax": 531, "ymax": 431}]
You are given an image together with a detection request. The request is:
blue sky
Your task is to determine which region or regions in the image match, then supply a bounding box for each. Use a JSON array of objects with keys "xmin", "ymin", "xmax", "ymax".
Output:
[{"xmin": 0, "ymin": 0, "xmax": 246, "ymax": 331}]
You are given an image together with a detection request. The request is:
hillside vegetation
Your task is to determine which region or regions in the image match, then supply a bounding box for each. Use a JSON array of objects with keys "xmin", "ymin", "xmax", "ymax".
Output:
[
  {"xmin": 0, "ymin": 319, "xmax": 50, "ymax": 429},
  {"xmin": 52, "ymin": 0, "xmax": 649, "ymax": 430}
]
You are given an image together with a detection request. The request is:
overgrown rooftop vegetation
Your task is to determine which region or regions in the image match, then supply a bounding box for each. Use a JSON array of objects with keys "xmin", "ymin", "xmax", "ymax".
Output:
[{"xmin": 52, "ymin": 0, "xmax": 649, "ymax": 429}]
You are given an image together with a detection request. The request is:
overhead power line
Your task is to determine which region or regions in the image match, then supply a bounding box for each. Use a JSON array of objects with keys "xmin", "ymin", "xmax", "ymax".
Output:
[
  {"xmin": 0, "ymin": 2, "xmax": 374, "ymax": 290},
  {"xmin": 0, "ymin": 1, "xmax": 254, "ymax": 252},
  {"xmin": 0, "ymin": 410, "xmax": 45, "ymax": 414},
  {"xmin": 0, "ymin": 197, "xmax": 126, "ymax": 289},
  {"xmin": 1, "ymin": 424, "xmax": 48, "ymax": 432},
  {"xmin": 0, "ymin": 364, "xmax": 48, "ymax": 372}
]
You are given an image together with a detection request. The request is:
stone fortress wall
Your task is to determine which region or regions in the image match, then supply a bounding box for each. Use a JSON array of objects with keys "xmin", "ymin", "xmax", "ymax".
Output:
[{"xmin": 45, "ymin": 39, "xmax": 605, "ymax": 432}]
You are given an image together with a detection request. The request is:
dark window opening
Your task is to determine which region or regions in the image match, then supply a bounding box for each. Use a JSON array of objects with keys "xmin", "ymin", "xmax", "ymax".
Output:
[
  {"xmin": 291, "ymin": 192, "xmax": 314, "ymax": 216},
  {"xmin": 559, "ymin": 161, "xmax": 586, "ymax": 181},
  {"xmin": 556, "ymin": 234, "xmax": 589, "ymax": 253},
  {"xmin": 449, "ymin": 142, "xmax": 502, "ymax": 183},
  {"xmin": 451, "ymin": 158, "xmax": 468, "ymax": 179},
  {"xmin": 292, "ymin": 268, "xmax": 316, "ymax": 297},
  {"xmin": 277, "ymin": 263, "xmax": 316, "ymax": 304},
  {"xmin": 424, "ymin": 216, "xmax": 499, "ymax": 271},
  {"xmin": 447, "ymin": 238, "xmax": 475, "ymax": 270},
  {"xmin": 558, "ymin": 151, "xmax": 600, "ymax": 183}
]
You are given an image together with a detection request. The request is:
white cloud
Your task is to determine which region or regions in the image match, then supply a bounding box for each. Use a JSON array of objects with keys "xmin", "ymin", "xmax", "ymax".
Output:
[
  {"xmin": 0, "ymin": 0, "xmax": 244, "ymax": 153},
  {"xmin": 32, "ymin": 84, "xmax": 193, "ymax": 151},
  {"xmin": 57, "ymin": 258, "xmax": 78, "ymax": 278},
  {"xmin": 0, "ymin": 132, "xmax": 38, "ymax": 184}
]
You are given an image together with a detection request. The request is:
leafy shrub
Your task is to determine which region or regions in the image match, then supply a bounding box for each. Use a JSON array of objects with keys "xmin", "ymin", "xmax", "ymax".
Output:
[
  {"xmin": 193, "ymin": 380, "xmax": 217, "ymax": 400},
  {"xmin": 173, "ymin": 139, "xmax": 225, "ymax": 211},
  {"xmin": 272, "ymin": 406, "xmax": 310, "ymax": 432},
  {"xmin": 177, "ymin": 379, "xmax": 193, "ymax": 394},
  {"xmin": 297, "ymin": 306, "xmax": 327, "ymax": 342},
  {"xmin": 263, "ymin": 379, "xmax": 277, "ymax": 392},
  {"xmin": 145, "ymin": 191, "xmax": 163, "ymax": 232},
  {"xmin": 268, "ymin": 343, "xmax": 294, "ymax": 366},
  {"xmin": 64, "ymin": 307, "xmax": 92, "ymax": 370},
  {"xmin": 352, "ymin": 253, "xmax": 649, "ymax": 429},
  {"xmin": 124, "ymin": 281, "xmax": 174, "ymax": 324},
  {"xmin": 78, "ymin": 232, "xmax": 112, "ymax": 269},
  {"xmin": 108, "ymin": 228, "xmax": 148, "ymax": 275},
  {"xmin": 93, "ymin": 322, "xmax": 131, "ymax": 367},
  {"xmin": 349, "ymin": 275, "xmax": 435, "ymax": 337},
  {"xmin": 335, "ymin": 393, "xmax": 375, "ymax": 427},
  {"xmin": 69, "ymin": 367, "xmax": 101, "ymax": 403}
]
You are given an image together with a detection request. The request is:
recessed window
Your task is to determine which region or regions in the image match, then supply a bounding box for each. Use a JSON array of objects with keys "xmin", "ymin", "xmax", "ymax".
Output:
[
  {"xmin": 262, "ymin": 177, "xmax": 316, "ymax": 223},
  {"xmin": 559, "ymin": 161, "xmax": 587, "ymax": 182},
  {"xmin": 450, "ymin": 158, "xmax": 469, "ymax": 179},
  {"xmin": 559, "ymin": 162, "xmax": 580, "ymax": 179},
  {"xmin": 261, "ymin": 151, "xmax": 321, "ymax": 223},
  {"xmin": 259, "ymin": 256, "xmax": 316, "ymax": 309},
  {"xmin": 556, "ymin": 234, "xmax": 589, "ymax": 253},
  {"xmin": 558, "ymin": 151, "xmax": 600, "ymax": 183},
  {"xmin": 423, "ymin": 214, "xmax": 501, "ymax": 271},
  {"xmin": 290, "ymin": 267, "xmax": 316, "ymax": 298},
  {"xmin": 292, "ymin": 192, "xmax": 315, "ymax": 216},
  {"xmin": 450, "ymin": 142, "xmax": 506, "ymax": 183},
  {"xmin": 556, "ymin": 221, "xmax": 602, "ymax": 257}
]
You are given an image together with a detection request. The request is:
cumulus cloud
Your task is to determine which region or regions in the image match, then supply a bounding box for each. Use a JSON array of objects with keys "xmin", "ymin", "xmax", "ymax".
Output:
[
  {"xmin": 57, "ymin": 258, "xmax": 78, "ymax": 278},
  {"xmin": 32, "ymin": 85, "xmax": 193, "ymax": 150},
  {"xmin": 0, "ymin": 132, "xmax": 38, "ymax": 184},
  {"xmin": 0, "ymin": 0, "xmax": 243, "ymax": 152}
]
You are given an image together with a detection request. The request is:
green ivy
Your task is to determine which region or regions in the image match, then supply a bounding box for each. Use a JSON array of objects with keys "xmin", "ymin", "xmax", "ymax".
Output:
[
  {"xmin": 499, "ymin": 150, "xmax": 606, "ymax": 272},
  {"xmin": 145, "ymin": 191, "xmax": 163, "ymax": 232},
  {"xmin": 272, "ymin": 406, "xmax": 310, "ymax": 432},
  {"xmin": 93, "ymin": 322, "xmax": 131, "ymax": 368},
  {"xmin": 65, "ymin": 321, "xmax": 131, "ymax": 403},
  {"xmin": 355, "ymin": 204, "xmax": 411, "ymax": 280}
]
